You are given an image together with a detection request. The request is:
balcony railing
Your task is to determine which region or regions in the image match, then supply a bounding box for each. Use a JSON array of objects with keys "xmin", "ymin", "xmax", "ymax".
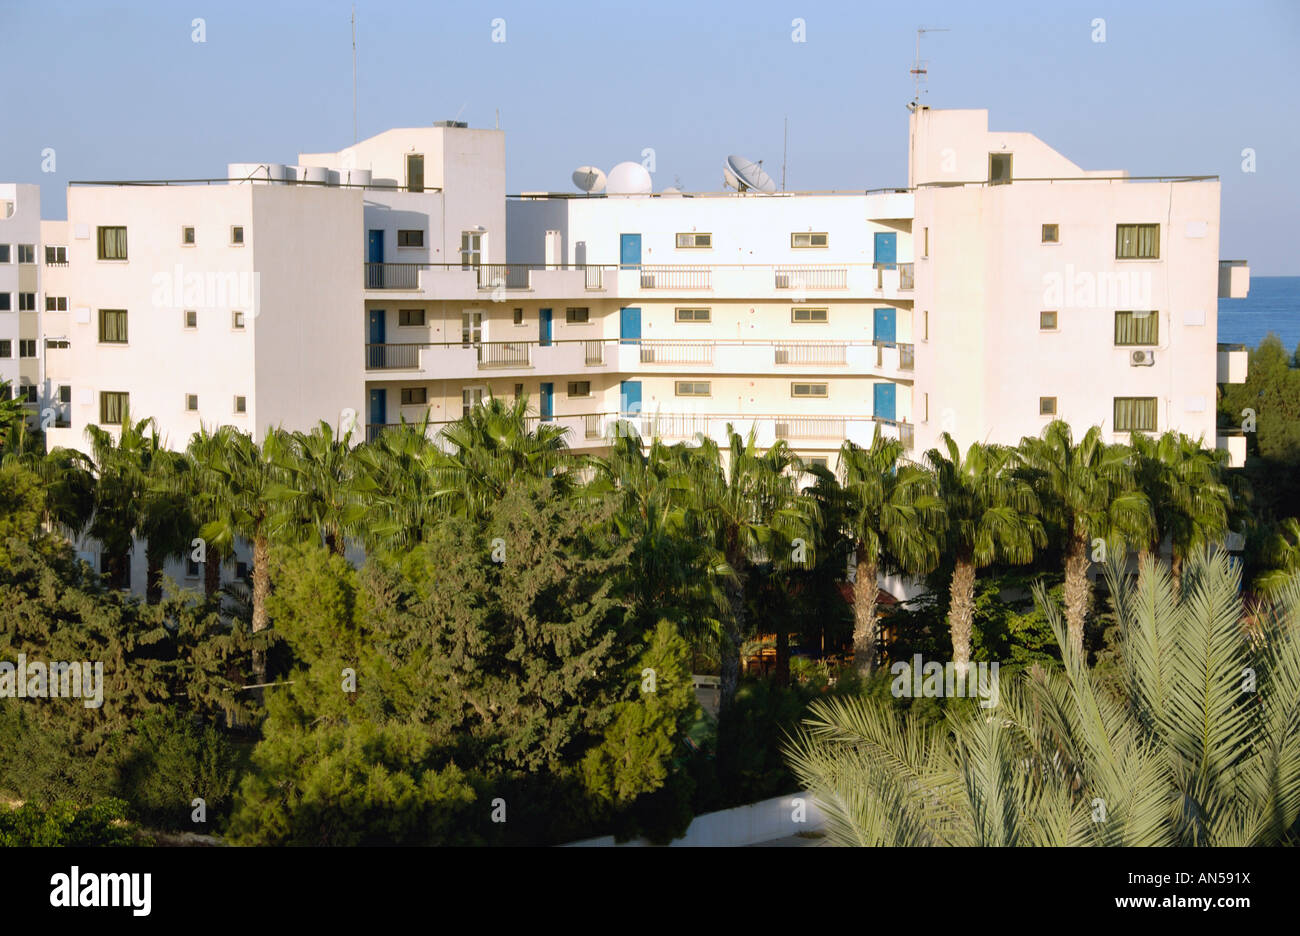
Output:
[
  {"xmin": 774, "ymin": 342, "xmax": 847, "ymax": 366},
  {"xmin": 584, "ymin": 340, "xmax": 605, "ymax": 366},
  {"xmin": 366, "ymin": 343, "xmax": 420, "ymax": 369},
  {"xmin": 775, "ymin": 266, "xmax": 847, "ymax": 290},
  {"xmin": 585, "ymin": 266, "xmax": 605, "ymax": 290},
  {"xmin": 477, "ymin": 263, "xmax": 532, "ymax": 291},
  {"xmin": 476, "ymin": 340, "xmax": 531, "ymax": 368},
  {"xmin": 365, "ymin": 263, "xmax": 426, "ymax": 289},
  {"xmin": 774, "ymin": 417, "xmax": 847, "ymax": 440},
  {"xmin": 640, "ymin": 341, "xmax": 714, "ymax": 365},
  {"xmin": 639, "ymin": 265, "xmax": 712, "ymax": 289}
]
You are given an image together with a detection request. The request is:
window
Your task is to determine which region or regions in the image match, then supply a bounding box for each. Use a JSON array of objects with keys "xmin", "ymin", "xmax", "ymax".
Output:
[
  {"xmin": 923, "ymin": 310, "xmax": 929, "ymax": 341},
  {"xmin": 923, "ymin": 227, "xmax": 929, "ymax": 258},
  {"xmin": 184, "ymin": 310, "xmax": 197, "ymax": 328},
  {"xmin": 97, "ymin": 226, "xmax": 127, "ymax": 260},
  {"xmin": 0, "ymin": 340, "xmax": 10, "ymax": 357},
  {"xmin": 46, "ymin": 339, "xmax": 68, "ymax": 349},
  {"xmin": 397, "ymin": 229, "xmax": 424, "ymax": 248},
  {"xmin": 675, "ymin": 380, "xmax": 711, "ymax": 397},
  {"xmin": 565, "ymin": 307, "xmax": 590, "ymax": 324},
  {"xmin": 924, "ymin": 392, "xmax": 929, "ymax": 422},
  {"xmin": 0, "ymin": 294, "xmax": 8, "ymax": 311},
  {"xmin": 182, "ymin": 226, "xmax": 195, "ymax": 245},
  {"xmin": 186, "ymin": 557, "xmax": 200, "ymax": 578},
  {"xmin": 45, "ymin": 245, "xmax": 68, "ymax": 264},
  {"xmin": 232, "ymin": 311, "xmax": 246, "ymax": 329},
  {"xmin": 460, "ymin": 232, "xmax": 482, "ymax": 269},
  {"xmin": 1040, "ymin": 311, "xmax": 1058, "ymax": 330},
  {"xmin": 406, "ymin": 154, "xmax": 425, "ymax": 193},
  {"xmin": 461, "ymin": 310, "xmax": 482, "ymax": 345},
  {"xmin": 512, "ymin": 307, "xmax": 524, "ymax": 325},
  {"xmin": 675, "ymin": 307, "xmax": 711, "ymax": 323},
  {"xmin": 231, "ymin": 226, "xmax": 245, "ymax": 245},
  {"xmin": 0, "ymin": 245, "xmax": 8, "ymax": 263},
  {"xmin": 398, "ymin": 309, "xmax": 426, "ymax": 326},
  {"xmin": 400, "ymin": 387, "xmax": 427, "ymax": 405},
  {"xmin": 185, "ymin": 394, "xmax": 199, "ymax": 412},
  {"xmin": 792, "ymin": 307, "xmax": 828, "ymax": 323},
  {"xmin": 17, "ymin": 244, "xmax": 36, "ymax": 264},
  {"xmin": 45, "ymin": 296, "xmax": 68, "ymax": 311},
  {"xmin": 807, "ymin": 456, "xmax": 829, "ymax": 469},
  {"xmin": 99, "ymin": 391, "xmax": 129, "ymax": 425},
  {"xmin": 514, "ymin": 383, "xmax": 524, "ymax": 398},
  {"xmin": 675, "ymin": 232, "xmax": 712, "ymax": 248},
  {"xmin": 1041, "ymin": 224, "xmax": 1059, "ymax": 244},
  {"xmin": 567, "ymin": 381, "xmax": 591, "ymax": 398},
  {"xmin": 791, "ymin": 232, "xmax": 828, "ymax": 248},
  {"xmin": 1114, "ymin": 397, "xmax": 1157, "ymax": 432},
  {"xmin": 236, "ymin": 561, "xmax": 249, "ymax": 580},
  {"xmin": 1116, "ymin": 224, "xmax": 1159, "ymax": 259},
  {"xmin": 98, "ymin": 309, "xmax": 128, "ymax": 343},
  {"xmin": 462, "ymin": 387, "xmax": 485, "ymax": 417},
  {"xmin": 1040, "ymin": 396, "xmax": 1057, "ymax": 416},
  {"xmin": 233, "ymin": 395, "xmax": 247, "ymax": 414},
  {"xmin": 58, "ymin": 385, "xmax": 71, "ymax": 404},
  {"xmin": 791, "ymin": 382, "xmax": 828, "ymax": 398},
  {"xmin": 20, "ymin": 384, "xmax": 36, "ymax": 404},
  {"xmin": 989, "ymin": 153, "xmax": 1012, "ymax": 184},
  {"xmin": 1114, "ymin": 311, "xmax": 1158, "ymax": 346},
  {"xmin": 19, "ymin": 340, "xmax": 36, "ymax": 358},
  {"xmin": 18, "ymin": 293, "xmax": 35, "ymax": 311}
]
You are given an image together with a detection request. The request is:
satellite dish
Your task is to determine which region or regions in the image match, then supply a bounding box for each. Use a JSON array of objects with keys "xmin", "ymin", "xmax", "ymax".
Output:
[
  {"xmin": 724, "ymin": 154, "xmax": 776, "ymax": 194},
  {"xmin": 572, "ymin": 166, "xmax": 607, "ymax": 194},
  {"xmin": 606, "ymin": 161, "xmax": 653, "ymax": 195}
]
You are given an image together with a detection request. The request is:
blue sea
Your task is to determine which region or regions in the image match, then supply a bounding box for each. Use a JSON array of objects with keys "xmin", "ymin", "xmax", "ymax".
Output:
[{"xmin": 1218, "ymin": 276, "xmax": 1300, "ymax": 351}]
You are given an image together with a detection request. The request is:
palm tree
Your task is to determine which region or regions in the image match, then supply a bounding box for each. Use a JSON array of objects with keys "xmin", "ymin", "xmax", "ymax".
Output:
[
  {"xmin": 274, "ymin": 421, "xmax": 373, "ymax": 555},
  {"xmin": 831, "ymin": 429, "xmax": 945, "ymax": 676},
  {"xmin": 139, "ymin": 445, "xmax": 199, "ymax": 603},
  {"xmin": 684, "ymin": 425, "xmax": 811, "ymax": 712},
  {"xmin": 925, "ymin": 434, "xmax": 1045, "ymax": 669},
  {"xmin": 84, "ymin": 409, "xmax": 159, "ymax": 590},
  {"xmin": 785, "ymin": 550, "xmax": 1300, "ymax": 846},
  {"xmin": 1256, "ymin": 517, "xmax": 1300, "ymax": 597},
  {"xmin": 1019, "ymin": 420, "xmax": 1153, "ymax": 660},
  {"xmin": 1130, "ymin": 430, "xmax": 1232, "ymax": 591},
  {"xmin": 353, "ymin": 416, "xmax": 443, "ymax": 551},
  {"xmin": 432, "ymin": 394, "xmax": 574, "ymax": 519}
]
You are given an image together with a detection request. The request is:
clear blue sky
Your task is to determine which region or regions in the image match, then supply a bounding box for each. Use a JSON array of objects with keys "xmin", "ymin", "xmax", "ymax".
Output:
[{"xmin": 2, "ymin": 0, "xmax": 1296, "ymax": 272}]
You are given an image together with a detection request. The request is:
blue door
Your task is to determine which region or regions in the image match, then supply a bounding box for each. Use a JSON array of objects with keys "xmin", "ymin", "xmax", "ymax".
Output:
[
  {"xmin": 873, "ymin": 382, "xmax": 897, "ymax": 422},
  {"xmin": 620, "ymin": 380, "xmax": 642, "ymax": 416},
  {"xmin": 369, "ymin": 388, "xmax": 386, "ymax": 428},
  {"xmin": 620, "ymin": 306, "xmax": 641, "ymax": 345},
  {"xmin": 368, "ymin": 310, "xmax": 386, "ymax": 368},
  {"xmin": 539, "ymin": 382, "xmax": 554, "ymax": 421},
  {"xmin": 367, "ymin": 230, "xmax": 384, "ymax": 287},
  {"xmin": 539, "ymin": 308, "xmax": 552, "ymax": 347},
  {"xmin": 620, "ymin": 234, "xmax": 641, "ymax": 269},
  {"xmin": 874, "ymin": 232, "xmax": 897, "ymax": 269},
  {"xmin": 873, "ymin": 307, "xmax": 896, "ymax": 344}
]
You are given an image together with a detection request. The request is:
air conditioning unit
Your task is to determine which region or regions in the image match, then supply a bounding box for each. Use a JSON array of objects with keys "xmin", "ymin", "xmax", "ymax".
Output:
[{"xmin": 1130, "ymin": 350, "xmax": 1155, "ymax": 366}]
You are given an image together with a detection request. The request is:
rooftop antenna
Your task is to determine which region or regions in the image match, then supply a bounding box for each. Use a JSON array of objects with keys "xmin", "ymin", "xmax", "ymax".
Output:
[
  {"xmin": 351, "ymin": 6, "xmax": 358, "ymax": 142},
  {"xmin": 781, "ymin": 117, "xmax": 788, "ymax": 192},
  {"xmin": 910, "ymin": 26, "xmax": 949, "ymax": 108}
]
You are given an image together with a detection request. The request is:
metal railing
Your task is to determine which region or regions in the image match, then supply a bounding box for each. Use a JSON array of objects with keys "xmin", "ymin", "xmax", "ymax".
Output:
[
  {"xmin": 774, "ymin": 343, "xmax": 847, "ymax": 366},
  {"xmin": 477, "ymin": 263, "xmax": 532, "ymax": 290},
  {"xmin": 476, "ymin": 341, "xmax": 531, "ymax": 368},
  {"xmin": 584, "ymin": 340, "xmax": 605, "ymax": 366},
  {"xmin": 639, "ymin": 341, "xmax": 714, "ymax": 365},
  {"xmin": 774, "ymin": 266, "xmax": 847, "ymax": 290},
  {"xmin": 585, "ymin": 413, "xmax": 602, "ymax": 439},
  {"xmin": 639, "ymin": 265, "xmax": 712, "ymax": 289},
  {"xmin": 365, "ymin": 263, "xmax": 425, "ymax": 289},
  {"xmin": 775, "ymin": 417, "xmax": 848, "ymax": 440},
  {"xmin": 365, "ymin": 343, "xmax": 420, "ymax": 369},
  {"xmin": 585, "ymin": 266, "xmax": 605, "ymax": 290}
]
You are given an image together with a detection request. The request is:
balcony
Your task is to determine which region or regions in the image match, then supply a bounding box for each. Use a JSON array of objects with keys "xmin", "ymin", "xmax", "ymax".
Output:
[
  {"xmin": 774, "ymin": 266, "xmax": 848, "ymax": 290},
  {"xmin": 1218, "ymin": 260, "xmax": 1250, "ymax": 299},
  {"xmin": 365, "ymin": 263, "xmax": 425, "ymax": 290},
  {"xmin": 477, "ymin": 341, "xmax": 531, "ymax": 369},
  {"xmin": 640, "ymin": 265, "xmax": 711, "ymax": 290},
  {"xmin": 1216, "ymin": 430, "xmax": 1247, "ymax": 468},
  {"xmin": 1217, "ymin": 343, "xmax": 1247, "ymax": 384}
]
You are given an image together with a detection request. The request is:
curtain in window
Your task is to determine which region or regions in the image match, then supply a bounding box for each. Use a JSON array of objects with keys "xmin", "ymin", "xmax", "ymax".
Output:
[
  {"xmin": 100, "ymin": 310, "xmax": 128, "ymax": 342},
  {"xmin": 101, "ymin": 393, "xmax": 127, "ymax": 425},
  {"xmin": 98, "ymin": 227, "xmax": 127, "ymax": 260},
  {"xmin": 1114, "ymin": 397, "xmax": 1157, "ymax": 432},
  {"xmin": 1117, "ymin": 224, "xmax": 1159, "ymax": 259},
  {"xmin": 1115, "ymin": 311, "xmax": 1158, "ymax": 345}
]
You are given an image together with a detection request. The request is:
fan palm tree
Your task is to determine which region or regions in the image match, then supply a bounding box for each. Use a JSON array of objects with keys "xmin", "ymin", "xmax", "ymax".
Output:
[
  {"xmin": 1256, "ymin": 517, "xmax": 1300, "ymax": 597},
  {"xmin": 1019, "ymin": 420, "xmax": 1153, "ymax": 659},
  {"xmin": 925, "ymin": 434, "xmax": 1045, "ymax": 669},
  {"xmin": 273, "ymin": 420, "xmax": 374, "ymax": 555},
  {"xmin": 683, "ymin": 425, "xmax": 812, "ymax": 713},
  {"xmin": 785, "ymin": 550, "xmax": 1300, "ymax": 846},
  {"xmin": 432, "ymin": 393, "xmax": 574, "ymax": 519},
  {"xmin": 1130, "ymin": 430, "xmax": 1232, "ymax": 592},
  {"xmin": 352, "ymin": 416, "xmax": 443, "ymax": 551},
  {"xmin": 84, "ymin": 409, "xmax": 159, "ymax": 590},
  {"xmin": 139, "ymin": 445, "xmax": 199, "ymax": 604},
  {"xmin": 830, "ymin": 429, "xmax": 945, "ymax": 676}
]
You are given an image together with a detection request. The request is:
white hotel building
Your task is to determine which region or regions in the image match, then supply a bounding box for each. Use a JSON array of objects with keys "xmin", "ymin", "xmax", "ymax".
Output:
[{"xmin": 4, "ymin": 107, "xmax": 1249, "ymax": 589}]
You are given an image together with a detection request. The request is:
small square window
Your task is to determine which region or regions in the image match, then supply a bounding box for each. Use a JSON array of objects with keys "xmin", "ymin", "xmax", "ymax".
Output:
[
  {"xmin": 792, "ymin": 307, "xmax": 828, "ymax": 323},
  {"xmin": 565, "ymin": 307, "xmax": 590, "ymax": 324},
  {"xmin": 184, "ymin": 310, "xmax": 198, "ymax": 328},
  {"xmin": 182, "ymin": 226, "xmax": 196, "ymax": 245},
  {"xmin": 18, "ymin": 293, "xmax": 36, "ymax": 311},
  {"xmin": 400, "ymin": 387, "xmax": 427, "ymax": 405},
  {"xmin": 1039, "ymin": 396, "xmax": 1057, "ymax": 416},
  {"xmin": 398, "ymin": 309, "xmax": 425, "ymax": 327},
  {"xmin": 674, "ymin": 381, "xmax": 711, "ymax": 397},
  {"xmin": 567, "ymin": 380, "xmax": 591, "ymax": 398},
  {"xmin": 96, "ymin": 227, "xmax": 127, "ymax": 260},
  {"xmin": 989, "ymin": 153, "xmax": 1012, "ymax": 185},
  {"xmin": 397, "ymin": 229, "xmax": 424, "ymax": 248},
  {"xmin": 231, "ymin": 226, "xmax": 245, "ymax": 245},
  {"xmin": 185, "ymin": 394, "xmax": 199, "ymax": 412},
  {"xmin": 1040, "ymin": 311, "xmax": 1058, "ymax": 330},
  {"xmin": 0, "ymin": 293, "xmax": 9, "ymax": 311},
  {"xmin": 45, "ymin": 245, "xmax": 67, "ymax": 264},
  {"xmin": 17, "ymin": 244, "xmax": 36, "ymax": 264},
  {"xmin": 232, "ymin": 311, "xmax": 246, "ymax": 329},
  {"xmin": 675, "ymin": 233, "xmax": 712, "ymax": 248},
  {"xmin": 1041, "ymin": 224, "xmax": 1059, "ymax": 244},
  {"xmin": 19, "ymin": 340, "xmax": 36, "ymax": 358},
  {"xmin": 513, "ymin": 307, "xmax": 524, "ymax": 325},
  {"xmin": 791, "ymin": 232, "xmax": 829, "ymax": 248},
  {"xmin": 186, "ymin": 557, "xmax": 201, "ymax": 578},
  {"xmin": 233, "ymin": 395, "xmax": 247, "ymax": 414},
  {"xmin": 791, "ymin": 382, "xmax": 828, "ymax": 398},
  {"xmin": 58, "ymin": 385, "xmax": 71, "ymax": 404},
  {"xmin": 46, "ymin": 296, "xmax": 68, "ymax": 312}
]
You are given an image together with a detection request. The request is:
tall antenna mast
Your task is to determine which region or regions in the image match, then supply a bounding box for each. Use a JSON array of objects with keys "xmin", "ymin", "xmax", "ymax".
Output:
[
  {"xmin": 911, "ymin": 26, "xmax": 949, "ymax": 107},
  {"xmin": 352, "ymin": 6, "xmax": 358, "ymax": 142},
  {"xmin": 781, "ymin": 116, "xmax": 788, "ymax": 192}
]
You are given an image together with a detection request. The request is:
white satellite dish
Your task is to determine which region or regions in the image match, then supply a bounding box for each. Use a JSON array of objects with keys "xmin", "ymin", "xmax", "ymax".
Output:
[
  {"xmin": 606, "ymin": 161, "xmax": 653, "ymax": 195},
  {"xmin": 724, "ymin": 154, "xmax": 776, "ymax": 194},
  {"xmin": 572, "ymin": 166, "xmax": 607, "ymax": 194}
]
